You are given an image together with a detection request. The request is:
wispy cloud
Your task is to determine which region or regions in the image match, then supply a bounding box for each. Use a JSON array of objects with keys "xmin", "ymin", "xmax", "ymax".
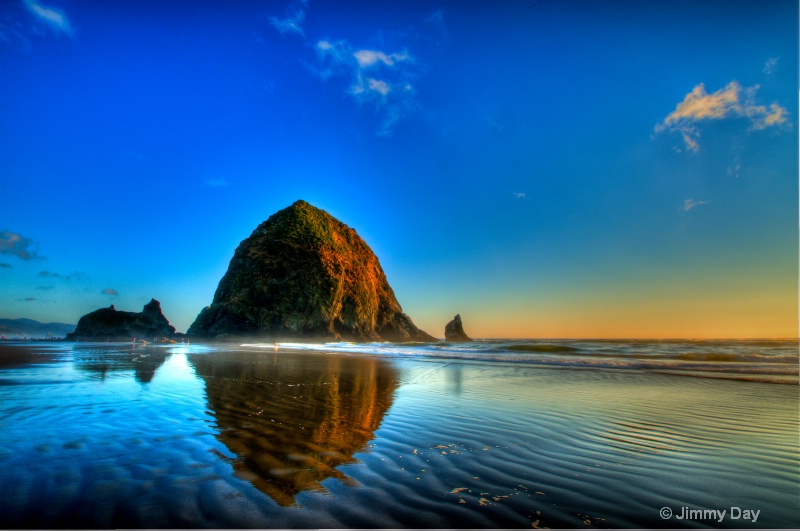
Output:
[
  {"xmin": 270, "ymin": 0, "xmax": 308, "ymax": 37},
  {"xmin": 0, "ymin": 262, "xmax": 11, "ymax": 268},
  {"xmin": 271, "ymin": 1, "xmax": 427, "ymax": 136},
  {"xmin": 683, "ymin": 199, "xmax": 708, "ymax": 211},
  {"xmin": 38, "ymin": 270, "xmax": 89, "ymax": 281},
  {"xmin": 0, "ymin": 231, "xmax": 44, "ymax": 260},
  {"xmin": 513, "ymin": 192, "xmax": 526, "ymax": 200},
  {"xmin": 36, "ymin": 285, "xmax": 54, "ymax": 290},
  {"xmin": 425, "ymin": 9, "xmax": 445, "ymax": 27},
  {"xmin": 314, "ymin": 39, "xmax": 350, "ymax": 79},
  {"xmin": 23, "ymin": 0, "xmax": 72, "ymax": 36},
  {"xmin": 655, "ymin": 81, "xmax": 789, "ymax": 152},
  {"xmin": 316, "ymin": 39, "xmax": 419, "ymax": 135},
  {"xmin": 763, "ymin": 57, "xmax": 778, "ymax": 75},
  {"xmin": 204, "ymin": 178, "xmax": 229, "ymax": 187},
  {"xmin": 423, "ymin": 9, "xmax": 448, "ymax": 47},
  {"xmin": 727, "ymin": 156, "xmax": 742, "ymax": 179},
  {"xmin": 0, "ymin": 16, "xmax": 33, "ymax": 51},
  {"xmin": 486, "ymin": 115, "xmax": 505, "ymax": 132},
  {"xmin": 353, "ymin": 49, "xmax": 410, "ymax": 68},
  {"xmin": 101, "ymin": 288, "xmax": 119, "ymax": 297}
]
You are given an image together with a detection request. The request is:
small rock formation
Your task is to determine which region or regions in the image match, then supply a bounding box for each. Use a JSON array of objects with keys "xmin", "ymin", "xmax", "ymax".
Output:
[
  {"xmin": 445, "ymin": 314, "xmax": 472, "ymax": 342},
  {"xmin": 66, "ymin": 299, "xmax": 176, "ymax": 341},
  {"xmin": 188, "ymin": 200, "xmax": 436, "ymax": 342}
]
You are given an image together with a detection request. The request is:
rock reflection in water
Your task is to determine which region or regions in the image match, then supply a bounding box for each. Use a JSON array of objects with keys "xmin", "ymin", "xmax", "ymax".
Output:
[
  {"xmin": 189, "ymin": 349, "xmax": 397, "ymax": 506},
  {"xmin": 71, "ymin": 344, "xmax": 171, "ymax": 384}
]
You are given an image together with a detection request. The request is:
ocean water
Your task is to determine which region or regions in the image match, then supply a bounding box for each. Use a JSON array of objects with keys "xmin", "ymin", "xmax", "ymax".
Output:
[
  {"xmin": 267, "ymin": 338, "xmax": 799, "ymax": 384},
  {"xmin": 0, "ymin": 339, "xmax": 797, "ymax": 529}
]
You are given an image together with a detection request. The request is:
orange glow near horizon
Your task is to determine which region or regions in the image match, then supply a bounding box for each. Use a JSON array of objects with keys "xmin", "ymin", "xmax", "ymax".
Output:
[{"xmin": 409, "ymin": 278, "xmax": 798, "ymax": 340}]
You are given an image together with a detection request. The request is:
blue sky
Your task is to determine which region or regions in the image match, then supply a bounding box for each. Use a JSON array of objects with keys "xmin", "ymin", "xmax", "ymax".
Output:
[{"xmin": 1, "ymin": 0, "xmax": 797, "ymax": 338}]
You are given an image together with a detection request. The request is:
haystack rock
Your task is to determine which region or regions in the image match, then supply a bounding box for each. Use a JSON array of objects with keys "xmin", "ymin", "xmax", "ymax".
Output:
[
  {"xmin": 66, "ymin": 299, "xmax": 176, "ymax": 340},
  {"xmin": 187, "ymin": 200, "xmax": 436, "ymax": 342},
  {"xmin": 445, "ymin": 314, "xmax": 472, "ymax": 342}
]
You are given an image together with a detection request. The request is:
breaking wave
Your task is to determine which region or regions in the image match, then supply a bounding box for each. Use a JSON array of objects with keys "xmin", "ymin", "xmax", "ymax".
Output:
[{"xmin": 242, "ymin": 339, "xmax": 799, "ymax": 384}]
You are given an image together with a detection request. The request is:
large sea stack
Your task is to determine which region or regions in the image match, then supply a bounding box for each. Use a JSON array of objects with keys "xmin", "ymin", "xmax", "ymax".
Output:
[
  {"xmin": 188, "ymin": 200, "xmax": 436, "ymax": 342},
  {"xmin": 66, "ymin": 299, "xmax": 176, "ymax": 340}
]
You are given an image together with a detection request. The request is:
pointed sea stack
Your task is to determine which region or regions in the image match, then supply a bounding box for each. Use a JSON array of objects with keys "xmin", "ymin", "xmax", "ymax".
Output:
[
  {"xmin": 67, "ymin": 299, "xmax": 176, "ymax": 340},
  {"xmin": 445, "ymin": 314, "xmax": 472, "ymax": 342},
  {"xmin": 188, "ymin": 200, "xmax": 436, "ymax": 342}
]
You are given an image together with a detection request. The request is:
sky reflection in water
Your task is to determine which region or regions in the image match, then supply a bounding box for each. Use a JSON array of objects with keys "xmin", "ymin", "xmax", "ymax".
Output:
[{"xmin": 0, "ymin": 342, "xmax": 797, "ymax": 528}]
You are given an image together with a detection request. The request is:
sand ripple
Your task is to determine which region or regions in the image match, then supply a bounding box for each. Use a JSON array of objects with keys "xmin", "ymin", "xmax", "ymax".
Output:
[{"xmin": 0, "ymin": 344, "xmax": 797, "ymax": 528}]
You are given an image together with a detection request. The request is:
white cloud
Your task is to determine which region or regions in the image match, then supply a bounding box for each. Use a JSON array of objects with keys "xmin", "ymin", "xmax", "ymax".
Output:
[
  {"xmin": 316, "ymin": 39, "xmax": 418, "ymax": 135},
  {"xmin": 288, "ymin": 5, "xmax": 428, "ymax": 136},
  {"xmin": 513, "ymin": 192, "xmax": 526, "ymax": 199},
  {"xmin": 270, "ymin": 0, "xmax": 308, "ymax": 37},
  {"xmin": 367, "ymin": 78, "xmax": 391, "ymax": 96},
  {"xmin": 655, "ymin": 81, "xmax": 789, "ymax": 152},
  {"xmin": 350, "ymin": 74, "xmax": 395, "ymax": 100},
  {"xmin": 683, "ymin": 199, "xmax": 708, "ymax": 211},
  {"xmin": 727, "ymin": 157, "xmax": 742, "ymax": 178},
  {"xmin": 314, "ymin": 39, "xmax": 354, "ymax": 79},
  {"xmin": 763, "ymin": 57, "xmax": 778, "ymax": 75},
  {"xmin": 751, "ymin": 103, "xmax": 788, "ymax": 130},
  {"xmin": 316, "ymin": 39, "xmax": 349, "ymax": 62},
  {"xmin": 23, "ymin": 0, "xmax": 72, "ymax": 36},
  {"xmin": 353, "ymin": 49, "xmax": 410, "ymax": 68}
]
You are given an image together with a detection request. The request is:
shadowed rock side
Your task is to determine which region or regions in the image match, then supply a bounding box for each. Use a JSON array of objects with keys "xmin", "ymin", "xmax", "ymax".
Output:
[
  {"xmin": 445, "ymin": 314, "xmax": 472, "ymax": 342},
  {"xmin": 188, "ymin": 349, "xmax": 398, "ymax": 506},
  {"xmin": 188, "ymin": 200, "xmax": 436, "ymax": 342},
  {"xmin": 66, "ymin": 299, "xmax": 176, "ymax": 341}
]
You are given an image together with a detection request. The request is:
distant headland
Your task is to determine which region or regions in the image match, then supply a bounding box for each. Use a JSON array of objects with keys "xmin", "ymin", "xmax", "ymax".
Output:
[{"xmin": 0, "ymin": 318, "xmax": 75, "ymax": 341}]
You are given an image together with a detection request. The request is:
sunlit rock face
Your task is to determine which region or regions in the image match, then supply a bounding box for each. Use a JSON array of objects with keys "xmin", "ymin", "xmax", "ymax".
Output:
[
  {"xmin": 188, "ymin": 349, "xmax": 398, "ymax": 506},
  {"xmin": 67, "ymin": 299, "xmax": 176, "ymax": 341},
  {"xmin": 187, "ymin": 200, "xmax": 435, "ymax": 342}
]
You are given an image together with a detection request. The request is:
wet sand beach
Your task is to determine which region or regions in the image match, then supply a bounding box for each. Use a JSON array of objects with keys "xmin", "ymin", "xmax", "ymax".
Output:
[
  {"xmin": 0, "ymin": 344, "xmax": 60, "ymax": 368},
  {"xmin": 0, "ymin": 341, "xmax": 797, "ymax": 528}
]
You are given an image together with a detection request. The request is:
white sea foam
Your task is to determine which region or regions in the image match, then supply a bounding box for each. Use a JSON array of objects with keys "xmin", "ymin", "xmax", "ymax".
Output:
[{"xmin": 241, "ymin": 339, "xmax": 798, "ymax": 384}]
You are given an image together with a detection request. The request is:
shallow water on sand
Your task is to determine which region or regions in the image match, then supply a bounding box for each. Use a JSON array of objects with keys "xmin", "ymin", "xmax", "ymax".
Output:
[{"xmin": 0, "ymin": 342, "xmax": 797, "ymax": 528}]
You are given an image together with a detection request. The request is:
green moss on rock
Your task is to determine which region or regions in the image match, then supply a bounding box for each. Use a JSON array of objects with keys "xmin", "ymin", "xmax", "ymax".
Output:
[{"xmin": 188, "ymin": 200, "xmax": 436, "ymax": 342}]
